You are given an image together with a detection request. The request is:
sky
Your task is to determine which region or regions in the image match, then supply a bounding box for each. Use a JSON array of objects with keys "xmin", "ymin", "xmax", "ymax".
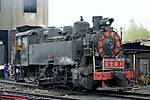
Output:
[{"xmin": 48, "ymin": 0, "xmax": 150, "ymax": 30}]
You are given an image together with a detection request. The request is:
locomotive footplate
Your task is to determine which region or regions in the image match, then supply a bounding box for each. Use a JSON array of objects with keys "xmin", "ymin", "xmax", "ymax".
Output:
[
  {"xmin": 93, "ymin": 70, "xmax": 135, "ymax": 88},
  {"xmin": 93, "ymin": 70, "xmax": 135, "ymax": 80}
]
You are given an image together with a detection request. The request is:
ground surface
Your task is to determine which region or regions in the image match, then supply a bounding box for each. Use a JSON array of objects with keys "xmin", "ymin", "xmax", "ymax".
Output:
[
  {"xmin": 131, "ymin": 85, "xmax": 150, "ymax": 94},
  {"xmin": 0, "ymin": 80, "xmax": 149, "ymax": 100}
]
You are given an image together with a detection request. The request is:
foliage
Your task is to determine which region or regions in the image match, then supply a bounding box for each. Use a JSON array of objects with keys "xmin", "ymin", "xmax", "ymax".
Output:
[{"xmin": 122, "ymin": 20, "xmax": 150, "ymax": 43}]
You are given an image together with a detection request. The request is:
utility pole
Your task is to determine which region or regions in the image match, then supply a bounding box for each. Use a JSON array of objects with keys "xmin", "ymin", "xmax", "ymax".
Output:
[{"xmin": 120, "ymin": 27, "xmax": 122, "ymax": 42}]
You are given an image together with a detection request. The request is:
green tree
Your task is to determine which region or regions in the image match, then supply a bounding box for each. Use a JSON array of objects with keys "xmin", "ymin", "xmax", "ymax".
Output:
[{"xmin": 122, "ymin": 20, "xmax": 150, "ymax": 43}]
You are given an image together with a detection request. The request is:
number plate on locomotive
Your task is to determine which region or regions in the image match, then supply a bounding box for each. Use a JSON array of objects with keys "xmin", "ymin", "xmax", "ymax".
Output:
[{"xmin": 103, "ymin": 58, "xmax": 124, "ymax": 69}]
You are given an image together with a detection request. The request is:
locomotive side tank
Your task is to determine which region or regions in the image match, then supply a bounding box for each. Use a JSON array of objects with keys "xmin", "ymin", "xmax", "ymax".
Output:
[
  {"xmin": 13, "ymin": 16, "xmax": 135, "ymax": 89},
  {"xmin": 29, "ymin": 40, "xmax": 83, "ymax": 65}
]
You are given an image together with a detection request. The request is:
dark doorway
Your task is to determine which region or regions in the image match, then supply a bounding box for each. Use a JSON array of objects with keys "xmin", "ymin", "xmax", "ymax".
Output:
[{"xmin": 0, "ymin": 30, "xmax": 8, "ymax": 63}]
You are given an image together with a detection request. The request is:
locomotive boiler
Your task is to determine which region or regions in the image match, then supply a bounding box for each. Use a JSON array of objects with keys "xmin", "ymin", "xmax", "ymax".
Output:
[{"xmin": 14, "ymin": 16, "xmax": 135, "ymax": 89}]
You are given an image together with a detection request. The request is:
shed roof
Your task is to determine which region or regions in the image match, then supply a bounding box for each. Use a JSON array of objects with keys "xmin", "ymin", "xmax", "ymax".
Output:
[{"xmin": 123, "ymin": 42, "xmax": 150, "ymax": 54}]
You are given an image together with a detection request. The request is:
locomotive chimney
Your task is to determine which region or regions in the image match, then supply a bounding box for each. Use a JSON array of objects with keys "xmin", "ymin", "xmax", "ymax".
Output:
[{"xmin": 92, "ymin": 16, "xmax": 102, "ymax": 32}]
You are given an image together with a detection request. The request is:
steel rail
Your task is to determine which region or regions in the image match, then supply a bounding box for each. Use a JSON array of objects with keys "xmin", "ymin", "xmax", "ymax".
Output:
[
  {"xmin": 0, "ymin": 90, "xmax": 80, "ymax": 100},
  {"xmin": 92, "ymin": 90, "xmax": 150, "ymax": 100}
]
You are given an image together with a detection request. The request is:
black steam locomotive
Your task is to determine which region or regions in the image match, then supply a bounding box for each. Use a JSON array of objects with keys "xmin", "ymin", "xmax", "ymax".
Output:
[{"xmin": 14, "ymin": 16, "xmax": 135, "ymax": 89}]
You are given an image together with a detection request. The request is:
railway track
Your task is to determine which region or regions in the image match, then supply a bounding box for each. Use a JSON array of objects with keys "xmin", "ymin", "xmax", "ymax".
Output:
[
  {"xmin": 0, "ymin": 80, "xmax": 40, "ymax": 89},
  {"xmin": 66, "ymin": 89, "xmax": 150, "ymax": 100},
  {"xmin": 0, "ymin": 80, "xmax": 79, "ymax": 100},
  {"xmin": 0, "ymin": 80, "xmax": 150, "ymax": 100},
  {"xmin": 0, "ymin": 90, "xmax": 80, "ymax": 100},
  {"xmin": 94, "ymin": 90, "xmax": 150, "ymax": 100}
]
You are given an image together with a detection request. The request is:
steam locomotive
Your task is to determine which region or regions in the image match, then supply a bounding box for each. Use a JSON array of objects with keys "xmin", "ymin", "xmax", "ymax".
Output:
[{"xmin": 14, "ymin": 16, "xmax": 135, "ymax": 89}]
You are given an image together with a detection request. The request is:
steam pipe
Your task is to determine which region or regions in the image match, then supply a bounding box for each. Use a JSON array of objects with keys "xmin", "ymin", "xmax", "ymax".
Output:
[{"xmin": 93, "ymin": 43, "xmax": 96, "ymax": 71}]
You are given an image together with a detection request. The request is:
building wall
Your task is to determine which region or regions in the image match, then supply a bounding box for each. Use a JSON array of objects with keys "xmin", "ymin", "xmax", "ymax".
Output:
[
  {"xmin": 0, "ymin": 0, "xmax": 12, "ymax": 30},
  {"xmin": 0, "ymin": 0, "xmax": 48, "ymax": 30}
]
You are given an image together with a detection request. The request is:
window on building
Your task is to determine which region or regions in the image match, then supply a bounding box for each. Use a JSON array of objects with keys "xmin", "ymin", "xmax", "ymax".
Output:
[{"xmin": 24, "ymin": 0, "xmax": 37, "ymax": 13}]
